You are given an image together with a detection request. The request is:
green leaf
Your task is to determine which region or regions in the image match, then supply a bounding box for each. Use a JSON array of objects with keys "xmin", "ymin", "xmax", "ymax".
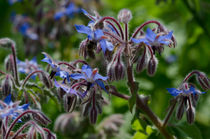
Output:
[
  {"xmin": 128, "ymin": 92, "xmax": 136, "ymax": 113},
  {"xmin": 132, "ymin": 131, "xmax": 148, "ymax": 139}
]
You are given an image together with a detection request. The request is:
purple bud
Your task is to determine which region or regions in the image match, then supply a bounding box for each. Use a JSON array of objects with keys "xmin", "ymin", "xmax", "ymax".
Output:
[
  {"xmin": 32, "ymin": 111, "xmax": 51, "ymax": 125},
  {"xmin": 191, "ymin": 93, "xmax": 199, "ymax": 107},
  {"xmin": 90, "ymin": 107, "xmax": 98, "ymax": 124},
  {"xmin": 186, "ymin": 103, "xmax": 195, "ymax": 124},
  {"xmin": 40, "ymin": 72, "xmax": 52, "ymax": 88},
  {"xmin": 117, "ymin": 9, "xmax": 132, "ymax": 23},
  {"xmin": 147, "ymin": 56, "xmax": 158, "ymax": 76},
  {"xmin": 58, "ymin": 88, "xmax": 66, "ymax": 100},
  {"xmin": 196, "ymin": 72, "xmax": 210, "ymax": 90},
  {"xmin": 1, "ymin": 75, "xmax": 12, "ymax": 97},
  {"xmin": 82, "ymin": 101, "xmax": 91, "ymax": 117},
  {"xmin": 136, "ymin": 48, "xmax": 148, "ymax": 73},
  {"xmin": 107, "ymin": 51, "xmax": 125, "ymax": 81},
  {"xmin": 176, "ymin": 96, "xmax": 185, "ymax": 120},
  {"xmin": 4, "ymin": 55, "xmax": 14, "ymax": 72},
  {"xmin": 54, "ymin": 112, "xmax": 80, "ymax": 136},
  {"xmin": 63, "ymin": 94, "xmax": 77, "ymax": 112}
]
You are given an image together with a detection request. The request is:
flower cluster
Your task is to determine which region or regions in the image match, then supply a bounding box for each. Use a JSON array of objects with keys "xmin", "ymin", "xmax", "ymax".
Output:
[
  {"xmin": 41, "ymin": 53, "xmax": 108, "ymax": 124},
  {"xmin": 167, "ymin": 71, "xmax": 209, "ymax": 124}
]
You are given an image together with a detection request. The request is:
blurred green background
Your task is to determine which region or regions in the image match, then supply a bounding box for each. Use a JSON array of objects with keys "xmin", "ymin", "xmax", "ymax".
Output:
[{"xmin": 0, "ymin": 0, "xmax": 209, "ymax": 138}]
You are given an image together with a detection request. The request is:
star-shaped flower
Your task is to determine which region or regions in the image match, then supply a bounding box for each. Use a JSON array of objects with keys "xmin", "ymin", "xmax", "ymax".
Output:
[
  {"xmin": 70, "ymin": 65, "xmax": 108, "ymax": 93},
  {"xmin": 132, "ymin": 28, "xmax": 173, "ymax": 47},
  {"xmin": 75, "ymin": 25, "xmax": 114, "ymax": 53},
  {"xmin": 0, "ymin": 94, "xmax": 29, "ymax": 121}
]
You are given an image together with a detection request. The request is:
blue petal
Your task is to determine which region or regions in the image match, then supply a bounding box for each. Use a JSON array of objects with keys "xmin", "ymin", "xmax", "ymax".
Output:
[
  {"xmin": 81, "ymin": 65, "xmax": 92, "ymax": 79},
  {"xmin": 132, "ymin": 38, "xmax": 148, "ymax": 44},
  {"xmin": 94, "ymin": 29, "xmax": 104, "ymax": 40},
  {"xmin": 99, "ymin": 39, "xmax": 107, "ymax": 54},
  {"xmin": 4, "ymin": 94, "xmax": 12, "ymax": 104},
  {"xmin": 94, "ymin": 73, "xmax": 108, "ymax": 81},
  {"xmin": 19, "ymin": 104, "xmax": 29, "ymax": 110},
  {"xmin": 54, "ymin": 11, "xmax": 65, "ymax": 20},
  {"xmin": 75, "ymin": 25, "xmax": 92, "ymax": 37},
  {"xmin": 41, "ymin": 54, "xmax": 52, "ymax": 65},
  {"xmin": 166, "ymin": 88, "xmax": 180, "ymax": 96},
  {"xmin": 70, "ymin": 73, "xmax": 86, "ymax": 80},
  {"xmin": 95, "ymin": 80, "xmax": 108, "ymax": 93},
  {"xmin": 145, "ymin": 28, "xmax": 156, "ymax": 42},
  {"xmin": 105, "ymin": 41, "xmax": 114, "ymax": 51}
]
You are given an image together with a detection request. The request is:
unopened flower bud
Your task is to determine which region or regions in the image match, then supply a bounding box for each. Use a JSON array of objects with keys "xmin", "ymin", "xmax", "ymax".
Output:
[
  {"xmin": 4, "ymin": 55, "xmax": 14, "ymax": 72},
  {"xmin": 186, "ymin": 104, "xmax": 195, "ymax": 124},
  {"xmin": 147, "ymin": 56, "xmax": 158, "ymax": 76},
  {"xmin": 82, "ymin": 101, "xmax": 91, "ymax": 117},
  {"xmin": 79, "ymin": 39, "xmax": 88, "ymax": 59},
  {"xmin": 90, "ymin": 107, "xmax": 98, "ymax": 124},
  {"xmin": 58, "ymin": 88, "xmax": 66, "ymax": 100},
  {"xmin": 118, "ymin": 9, "xmax": 132, "ymax": 24},
  {"xmin": 191, "ymin": 93, "xmax": 199, "ymax": 107},
  {"xmin": 1, "ymin": 75, "xmax": 12, "ymax": 97},
  {"xmin": 54, "ymin": 112, "xmax": 80, "ymax": 136},
  {"xmin": 32, "ymin": 111, "xmax": 51, "ymax": 125},
  {"xmin": 196, "ymin": 72, "xmax": 210, "ymax": 90},
  {"xmin": 40, "ymin": 72, "xmax": 52, "ymax": 88},
  {"xmin": 63, "ymin": 94, "xmax": 77, "ymax": 112},
  {"xmin": 136, "ymin": 48, "xmax": 148, "ymax": 73},
  {"xmin": 107, "ymin": 52, "xmax": 125, "ymax": 81},
  {"xmin": 176, "ymin": 96, "xmax": 185, "ymax": 120},
  {"xmin": 0, "ymin": 38, "xmax": 15, "ymax": 49}
]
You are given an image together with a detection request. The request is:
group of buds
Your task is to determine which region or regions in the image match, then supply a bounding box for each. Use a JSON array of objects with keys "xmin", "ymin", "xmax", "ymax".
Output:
[{"xmin": 167, "ymin": 71, "xmax": 209, "ymax": 124}]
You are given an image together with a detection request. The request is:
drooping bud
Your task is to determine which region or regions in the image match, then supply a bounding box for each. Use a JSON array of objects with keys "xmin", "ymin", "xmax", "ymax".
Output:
[
  {"xmin": 58, "ymin": 88, "xmax": 66, "ymax": 100},
  {"xmin": 107, "ymin": 50, "xmax": 125, "ymax": 81},
  {"xmin": 79, "ymin": 39, "xmax": 88, "ymax": 59},
  {"xmin": 40, "ymin": 72, "xmax": 52, "ymax": 88},
  {"xmin": 186, "ymin": 102, "xmax": 195, "ymax": 124},
  {"xmin": 136, "ymin": 48, "xmax": 148, "ymax": 73},
  {"xmin": 82, "ymin": 101, "xmax": 91, "ymax": 117},
  {"xmin": 1, "ymin": 75, "xmax": 12, "ymax": 97},
  {"xmin": 147, "ymin": 56, "xmax": 158, "ymax": 76},
  {"xmin": 117, "ymin": 9, "xmax": 132, "ymax": 24},
  {"xmin": 190, "ymin": 93, "xmax": 199, "ymax": 107},
  {"xmin": 176, "ymin": 96, "xmax": 185, "ymax": 120},
  {"xmin": 0, "ymin": 38, "xmax": 15, "ymax": 49},
  {"xmin": 54, "ymin": 112, "xmax": 80, "ymax": 136},
  {"xmin": 32, "ymin": 111, "xmax": 51, "ymax": 125},
  {"xmin": 90, "ymin": 107, "xmax": 98, "ymax": 124},
  {"xmin": 63, "ymin": 94, "xmax": 77, "ymax": 113},
  {"xmin": 196, "ymin": 72, "xmax": 210, "ymax": 90},
  {"xmin": 4, "ymin": 55, "xmax": 14, "ymax": 72}
]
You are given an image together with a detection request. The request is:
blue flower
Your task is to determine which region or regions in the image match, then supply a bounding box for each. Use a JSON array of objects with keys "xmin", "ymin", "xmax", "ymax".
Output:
[
  {"xmin": 17, "ymin": 57, "xmax": 39, "ymax": 80},
  {"xmin": 0, "ymin": 94, "xmax": 29, "ymax": 121},
  {"xmin": 41, "ymin": 53, "xmax": 70, "ymax": 82},
  {"xmin": 8, "ymin": 0, "xmax": 22, "ymax": 5},
  {"xmin": 75, "ymin": 25, "xmax": 114, "ymax": 53},
  {"xmin": 54, "ymin": 3, "xmax": 80, "ymax": 20},
  {"xmin": 132, "ymin": 28, "xmax": 173, "ymax": 47},
  {"xmin": 70, "ymin": 65, "xmax": 108, "ymax": 93},
  {"xmin": 167, "ymin": 86, "xmax": 205, "ymax": 97}
]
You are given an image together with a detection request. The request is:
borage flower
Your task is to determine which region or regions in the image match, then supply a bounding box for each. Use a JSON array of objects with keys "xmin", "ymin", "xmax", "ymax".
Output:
[
  {"xmin": 75, "ymin": 25, "xmax": 114, "ymax": 54},
  {"xmin": 54, "ymin": 3, "xmax": 80, "ymax": 20},
  {"xmin": 0, "ymin": 94, "xmax": 29, "ymax": 121},
  {"xmin": 167, "ymin": 83, "xmax": 206, "ymax": 124},
  {"xmin": 41, "ymin": 52, "xmax": 70, "ymax": 82},
  {"xmin": 17, "ymin": 57, "xmax": 39, "ymax": 80},
  {"xmin": 132, "ymin": 28, "xmax": 173, "ymax": 54},
  {"xmin": 70, "ymin": 64, "xmax": 108, "ymax": 94}
]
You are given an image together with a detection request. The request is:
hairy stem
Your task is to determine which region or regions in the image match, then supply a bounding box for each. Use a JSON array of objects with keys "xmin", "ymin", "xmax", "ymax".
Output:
[
  {"xmin": 163, "ymin": 99, "xmax": 177, "ymax": 127},
  {"xmin": 21, "ymin": 70, "xmax": 45, "ymax": 88},
  {"xmin": 100, "ymin": 16, "xmax": 124, "ymax": 40},
  {"xmin": 131, "ymin": 20, "xmax": 162, "ymax": 39},
  {"xmin": 126, "ymin": 58, "xmax": 174, "ymax": 139},
  {"xmin": 103, "ymin": 31, "xmax": 125, "ymax": 44},
  {"xmin": 4, "ymin": 110, "xmax": 39, "ymax": 139},
  {"xmin": 11, "ymin": 44, "xmax": 19, "ymax": 86}
]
